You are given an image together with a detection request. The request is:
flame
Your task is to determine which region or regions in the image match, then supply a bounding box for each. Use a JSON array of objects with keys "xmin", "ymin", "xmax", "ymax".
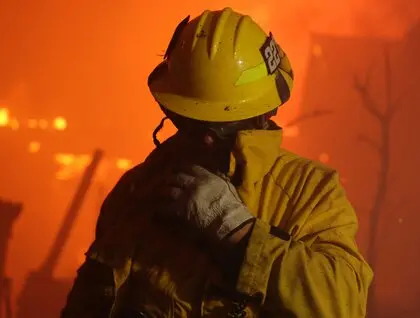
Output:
[
  {"xmin": 53, "ymin": 117, "xmax": 67, "ymax": 130},
  {"xmin": 116, "ymin": 158, "xmax": 132, "ymax": 170},
  {"xmin": 0, "ymin": 108, "xmax": 9, "ymax": 127},
  {"xmin": 0, "ymin": 114, "xmax": 70, "ymax": 130},
  {"xmin": 28, "ymin": 141, "xmax": 41, "ymax": 153},
  {"xmin": 54, "ymin": 153, "xmax": 91, "ymax": 180},
  {"xmin": 55, "ymin": 170, "xmax": 73, "ymax": 181},
  {"xmin": 9, "ymin": 118, "xmax": 19, "ymax": 130},
  {"xmin": 28, "ymin": 119, "xmax": 38, "ymax": 129},
  {"xmin": 55, "ymin": 153, "xmax": 75, "ymax": 166},
  {"xmin": 38, "ymin": 119, "xmax": 48, "ymax": 129},
  {"xmin": 54, "ymin": 155, "xmax": 134, "ymax": 180}
]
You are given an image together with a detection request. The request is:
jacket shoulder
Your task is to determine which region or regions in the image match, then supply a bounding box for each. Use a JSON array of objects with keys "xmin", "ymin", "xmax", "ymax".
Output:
[
  {"xmin": 267, "ymin": 149, "xmax": 352, "ymax": 239},
  {"xmin": 270, "ymin": 148, "xmax": 339, "ymax": 198},
  {"xmin": 94, "ymin": 135, "xmax": 181, "ymax": 238}
]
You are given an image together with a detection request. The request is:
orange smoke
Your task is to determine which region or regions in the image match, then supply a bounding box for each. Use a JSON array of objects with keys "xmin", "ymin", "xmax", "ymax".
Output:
[{"xmin": 0, "ymin": 0, "xmax": 418, "ymax": 312}]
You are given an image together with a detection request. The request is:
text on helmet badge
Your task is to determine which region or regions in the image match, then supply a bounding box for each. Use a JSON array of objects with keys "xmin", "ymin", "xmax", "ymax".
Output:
[{"xmin": 260, "ymin": 32, "xmax": 283, "ymax": 75}]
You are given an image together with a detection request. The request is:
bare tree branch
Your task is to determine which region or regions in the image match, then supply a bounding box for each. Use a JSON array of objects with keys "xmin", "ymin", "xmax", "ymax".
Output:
[
  {"xmin": 384, "ymin": 47, "xmax": 393, "ymax": 109},
  {"xmin": 383, "ymin": 47, "xmax": 402, "ymax": 121},
  {"xmin": 283, "ymin": 109, "xmax": 333, "ymax": 127},
  {"xmin": 361, "ymin": 47, "xmax": 397, "ymax": 316},
  {"xmin": 354, "ymin": 76, "xmax": 384, "ymax": 120},
  {"xmin": 358, "ymin": 134, "xmax": 381, "ymax": 152}
]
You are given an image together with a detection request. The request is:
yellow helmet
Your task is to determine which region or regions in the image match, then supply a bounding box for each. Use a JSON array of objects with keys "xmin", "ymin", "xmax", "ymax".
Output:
[{"xmin": 148, "ymin": 7, "xmax": 294, "ymax": 122}]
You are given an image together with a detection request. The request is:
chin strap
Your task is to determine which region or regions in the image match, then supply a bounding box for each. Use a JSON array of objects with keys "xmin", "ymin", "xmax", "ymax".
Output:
[
  {"xmin": 152, "ymin": 108, "xmax": 279, "ymax": 148},
  {"xmin": 152, "ymin": 117, "xmax": 169, "ymax": 147}
]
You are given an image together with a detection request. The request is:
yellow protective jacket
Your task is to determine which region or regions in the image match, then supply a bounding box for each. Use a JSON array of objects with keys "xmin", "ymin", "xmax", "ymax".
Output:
[{"xmin": 62, "ymin": 128, "xmax": 373, "ymax": 318}]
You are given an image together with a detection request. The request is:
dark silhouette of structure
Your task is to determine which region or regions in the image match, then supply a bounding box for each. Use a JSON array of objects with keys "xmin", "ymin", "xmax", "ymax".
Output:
[
  {"xmin": 15, "ymin": 149, "xmax": 104, "ymax": 318},
  {"xmin": 0, "ymin": 199, "xmax": 22, "ymax": 318}
]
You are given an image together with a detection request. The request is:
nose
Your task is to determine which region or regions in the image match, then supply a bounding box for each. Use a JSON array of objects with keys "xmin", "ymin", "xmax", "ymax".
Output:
[{"xmin": 203, "ymin": 133, "xmax": 215, "ymax": 146}]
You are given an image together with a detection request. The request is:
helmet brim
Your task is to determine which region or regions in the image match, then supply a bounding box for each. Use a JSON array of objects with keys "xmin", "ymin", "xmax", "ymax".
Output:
[{"xmin": 148, "ymin": 62, "xmax": 284, "ymax": 123}]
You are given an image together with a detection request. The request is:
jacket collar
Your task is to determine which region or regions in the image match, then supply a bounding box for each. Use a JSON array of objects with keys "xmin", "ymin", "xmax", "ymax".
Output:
[
  {"xmin": 153, "ymin": 125, "xmax": 283, "ymax": 186},
  {"xmin": 228, "ymin": 127, "xmax": 283, "ymax": 188}
]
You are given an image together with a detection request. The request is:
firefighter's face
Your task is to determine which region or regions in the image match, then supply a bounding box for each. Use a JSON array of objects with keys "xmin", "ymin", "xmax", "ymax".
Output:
[
  {"xmin": 173, "ymin": 121, "xmax": 235, "ymax": 174},
  {"xmin": 178, "ymin": 124, "xmax": 234, "ymax": 154},
  {"xmin": 163, "ymin": 108, "xmax": 233, "ymax": 150}
]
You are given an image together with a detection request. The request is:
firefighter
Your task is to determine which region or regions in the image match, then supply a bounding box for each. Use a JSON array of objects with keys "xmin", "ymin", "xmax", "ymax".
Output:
[{"xmin": 62, "ymin": 7, "xmax": 373, "ymax": 318}]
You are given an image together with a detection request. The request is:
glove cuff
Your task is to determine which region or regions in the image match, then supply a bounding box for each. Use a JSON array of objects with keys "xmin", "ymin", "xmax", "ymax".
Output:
[{"xmin": 216, "ymin": 204, "xmax": 254, "ymax": 241}]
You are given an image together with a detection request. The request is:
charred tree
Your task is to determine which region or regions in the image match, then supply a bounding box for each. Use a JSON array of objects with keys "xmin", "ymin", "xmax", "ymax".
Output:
[
  {"xmin": 354, "ymin": 47, "xmax": 398, "ymax": 317},
  {"xmin": 0, "ymin": 199, "xmax": 22, "ymax": 318}
]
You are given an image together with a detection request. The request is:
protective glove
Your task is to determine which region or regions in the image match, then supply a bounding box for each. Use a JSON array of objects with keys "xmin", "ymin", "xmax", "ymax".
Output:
[{"xmin": 155, "ymin": 165, "xmax": 255, "ymax": 242}]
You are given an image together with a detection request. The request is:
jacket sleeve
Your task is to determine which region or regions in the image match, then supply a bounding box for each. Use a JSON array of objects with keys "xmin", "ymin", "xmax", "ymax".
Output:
[
  {"xmin": 60, "ymin": 189, "xmax": 122, "ymax": 318},
  {"xmin": 61, "ymin": 166, "xmax": 140, "ymax": 318},
  {"xmin": 235, "ymin": 171, "xmax": 373, "ymax": 318},
  {"xmin": 61, "ymin": 144, "xmax": 174, "ymax": 317},
  {"xmin": 61, "ymin": 258, "xmax": 115, "ymax": 318}
]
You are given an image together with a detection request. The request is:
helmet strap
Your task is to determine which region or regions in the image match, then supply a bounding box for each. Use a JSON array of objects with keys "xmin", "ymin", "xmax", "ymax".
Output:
[{"xmin": 152, "ymin": 116, "xmax": 169, "ymax": 147}]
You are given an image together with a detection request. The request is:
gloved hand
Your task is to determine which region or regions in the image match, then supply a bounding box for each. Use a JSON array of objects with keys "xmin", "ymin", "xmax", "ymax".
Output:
[{"xmin": 155, "ymin": 165, "xmax": 255, "ymax": 242}]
